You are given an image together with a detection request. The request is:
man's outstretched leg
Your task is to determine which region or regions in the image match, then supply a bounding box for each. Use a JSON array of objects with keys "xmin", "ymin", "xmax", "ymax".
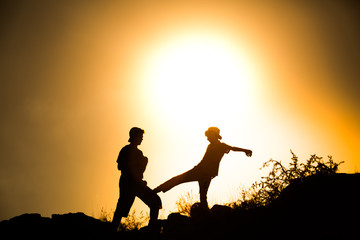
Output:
[{"xmin": 154, "ymin": 168, "xmax": 198, "ymax": 193}]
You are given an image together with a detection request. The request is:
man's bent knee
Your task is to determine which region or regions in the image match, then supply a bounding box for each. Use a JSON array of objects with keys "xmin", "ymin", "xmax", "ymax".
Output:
[
  {"xmin": 147, "ymin": 193, "xmax": 162, "ymax": 210},
  {"xmin": 151, "ymin": 194, "xmax": 162, "ymax": 210}
]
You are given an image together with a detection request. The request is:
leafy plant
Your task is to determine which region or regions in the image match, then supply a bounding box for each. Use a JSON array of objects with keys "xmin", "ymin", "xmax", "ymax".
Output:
[
  {"xmin": 98, "ymin": 207, "xmax": 113, "ymax": 223},
  {"xmin": 118, "ymin": 210, "xmax": 149, "ymax": 231},
  {"xmin": 175, "ymin": 190, "xmax": 198, "ymax": 216},
  {"xmin": 231, "ymin": 150, "xmax": 344, "ymax": 209},
  {"xmin": 97, "ymin": 208, "xmax": 149, "ymax": 231}
]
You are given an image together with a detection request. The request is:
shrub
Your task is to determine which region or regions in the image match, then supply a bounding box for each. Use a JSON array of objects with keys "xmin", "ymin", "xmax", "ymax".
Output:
[
  {"xmin": 118, "ymin": 210, "xmax": 149, "ymax": 231},
  {"xmin": 97, "ymin": 208, "xmax": 149, "ymax": 231},
  {"xmin": 231, "ymin": 150, "xmax": 344, "ymax": 209},
  {"xmin": 98, "ymin": 207, "xmax": 113, "ymax": 223},
  {"xmin": 175, "ymin": 190, "xmax": 198, "ymax": 216}
]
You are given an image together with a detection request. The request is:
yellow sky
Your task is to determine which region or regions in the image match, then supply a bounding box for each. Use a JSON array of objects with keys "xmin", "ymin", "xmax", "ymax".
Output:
[{"xmin": 1, "ymin": 0, "xmax": 359, "ymax": 221}]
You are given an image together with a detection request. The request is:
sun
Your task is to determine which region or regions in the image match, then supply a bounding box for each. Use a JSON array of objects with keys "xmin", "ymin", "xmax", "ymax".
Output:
[
  {"xmin": 142, "ymin": 32, "xmax": 259, "ymax": 130},
  {"xmin": 137, "ymin": 31, "xmax": 263, "ymax": 210}
]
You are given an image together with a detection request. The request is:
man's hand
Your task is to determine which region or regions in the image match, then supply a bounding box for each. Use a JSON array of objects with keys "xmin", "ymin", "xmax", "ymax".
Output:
[{"xmin": 245, "ymin": 149, "xmax": 252, "ymax": 157}]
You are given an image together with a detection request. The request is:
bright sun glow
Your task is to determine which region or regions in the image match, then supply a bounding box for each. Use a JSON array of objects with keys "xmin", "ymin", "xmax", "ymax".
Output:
[
  {"xmin": 139, "ymin": 32, "xmax": 264, "ymax": 208},
  {"xmin": 142, "ymin": 33, "xmax": 260, "ymax": 129}
]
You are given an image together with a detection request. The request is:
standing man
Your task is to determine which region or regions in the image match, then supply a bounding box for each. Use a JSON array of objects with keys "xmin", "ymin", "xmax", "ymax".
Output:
[{"xmin": 112, "ymin": 127, "xmax": 162, "ymax": 230}]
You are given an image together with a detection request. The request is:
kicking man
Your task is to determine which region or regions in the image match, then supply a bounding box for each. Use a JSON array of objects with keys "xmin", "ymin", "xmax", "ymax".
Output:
[{"xmin": 154, "ymin": 127, "xmax": 252, "ymax": 208}]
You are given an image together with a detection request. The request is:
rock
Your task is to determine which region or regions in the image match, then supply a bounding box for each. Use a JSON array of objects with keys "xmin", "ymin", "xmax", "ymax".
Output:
[
  {"xmin": 0, "ymin": 212, "xmax": 114, "ymax": 239},
  {"xmin": 163, "ymin": 213, "xmax": 192, "ymax": 240},
  {"xmin": 276, "ymin": 173, "xmax": 360, "ymax": 238},
  {"xmin": 0, "ymin": 213, "xmax": 53, "ymax": 239},
  {"xmin": 1, "ymin": 173, "xmax": 359, "ymax": 239},
  {"xmin": 51, "ymin": 212, "xmax": 113, "ymax": 238},
  {"xmin": 9, "ymin": 213, "xmax": 43, "ymax": 223},
  {"xmin": 210, "ymin": 204, "xmax": 232, "ymax": 217},
  {"xmin": 190, "ymin": 202, "xmax": 209, "ymax": 221},
  {"xmin": 52, "ymin": 212, "xmax": 100, "ymax": 226}
]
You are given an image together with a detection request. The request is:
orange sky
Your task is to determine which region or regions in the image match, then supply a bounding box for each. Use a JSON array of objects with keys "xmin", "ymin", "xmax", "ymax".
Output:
[{"xmin": 1, "ymin": 0, "xmax": 359, "ymax": 221}]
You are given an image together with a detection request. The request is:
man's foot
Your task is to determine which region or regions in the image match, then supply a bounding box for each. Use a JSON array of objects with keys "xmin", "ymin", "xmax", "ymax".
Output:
[
  {"xmin": 153, "ymin": 186, "xmax": 163, "ymax": 193},
  {"xmin": 139, "ymin": 219, "xmax": 163, "ymax": 235}
]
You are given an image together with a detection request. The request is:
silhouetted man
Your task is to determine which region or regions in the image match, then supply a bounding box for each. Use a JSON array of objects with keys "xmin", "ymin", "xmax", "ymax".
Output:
[
  {"xmin": 154, "ymin": 127, "xmax": 252, "ymax": 208},
  {"xmin": 112, "ymin": 127, "xmax": 162, "ymax": 230}
]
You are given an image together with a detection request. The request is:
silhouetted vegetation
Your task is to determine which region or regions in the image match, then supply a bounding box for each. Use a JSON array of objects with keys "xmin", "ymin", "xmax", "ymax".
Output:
[
  {"xmin": 98, "ymin": 207, "xmax": 113, "ymax": 223},
  {"xmin": 229, "ymin": 150, "xmax": 344, "ymax": 209},
  {"xmin": 175, "ymin": 151, "xmax": 344, "ymax": 214},
  {"xmin": 98, "ymin": 208, "xmax": 149, "ymax": 231},
  {"xmin": 3, "ymin": 151, "xmax": 355, "ymax": 239},
  {"xmin": 168, "ymin": 152, "xmax": 354, "ymax": 239},
  {"xmin": 117, "ymin": 210, "xmax": 149, "ymax": 231},
  {"xmin": 175, "ymin": 190, "xmax": 198, "ymax": 217}
]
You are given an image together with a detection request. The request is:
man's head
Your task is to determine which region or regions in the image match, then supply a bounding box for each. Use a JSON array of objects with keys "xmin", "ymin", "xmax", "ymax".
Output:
[
  {"xmin": 205, "ymin": 127, "xmax": 222, "ymax": 142},
  {"xmin": 129, "ymin": 127, "xmax": 145, "ymax": 145}
]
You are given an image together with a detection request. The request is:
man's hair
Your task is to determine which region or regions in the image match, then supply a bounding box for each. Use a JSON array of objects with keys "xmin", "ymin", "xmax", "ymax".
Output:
[
  {"xmin": 205, "ymin": 127, "xmax": 222, "ymax": 140},
  {"xmin": 129, "ymin": 127, "xmax": 145, "ymax": 142}
]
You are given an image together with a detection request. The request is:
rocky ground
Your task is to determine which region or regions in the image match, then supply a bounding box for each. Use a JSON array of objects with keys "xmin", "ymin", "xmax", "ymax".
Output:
[{"xmin": 1, "ymin": 173, "xmax": 359, "ymax": 239}]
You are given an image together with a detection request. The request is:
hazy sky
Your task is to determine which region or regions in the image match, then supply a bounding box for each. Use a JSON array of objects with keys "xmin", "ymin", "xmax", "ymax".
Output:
[{"xmin": 1, "ymin": 0, "xmax": 360, "ymax": 221}]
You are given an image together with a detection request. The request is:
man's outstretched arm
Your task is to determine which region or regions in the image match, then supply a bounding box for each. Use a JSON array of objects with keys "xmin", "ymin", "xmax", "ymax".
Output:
[{"xmin": 227, "ymin": 145, "xmax": 252, "ymax": 157}]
